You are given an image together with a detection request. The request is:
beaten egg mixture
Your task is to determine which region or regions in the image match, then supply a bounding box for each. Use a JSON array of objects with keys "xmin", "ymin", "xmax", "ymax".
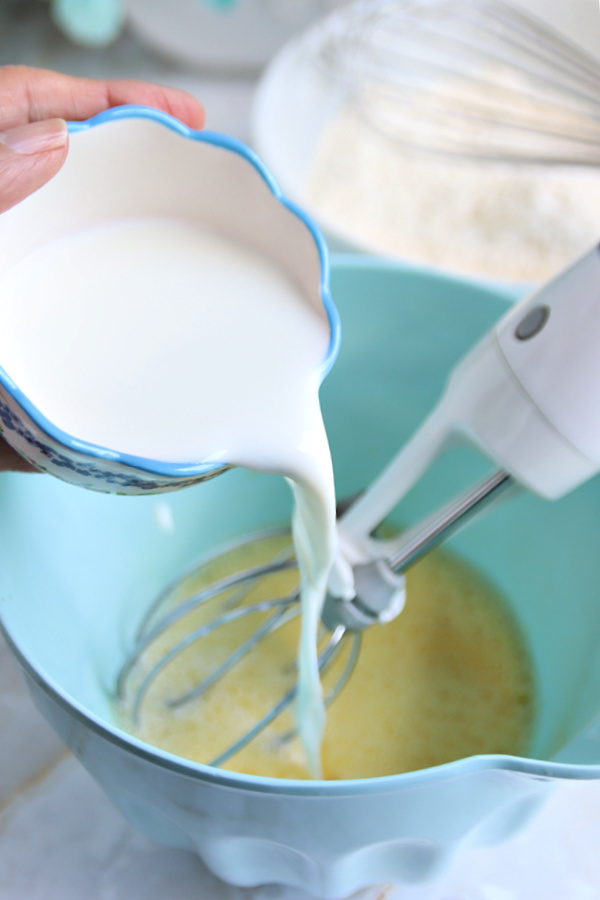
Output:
[{"xmin": 118, "ymin": 535, "xmax": 534, "ymax": 780}]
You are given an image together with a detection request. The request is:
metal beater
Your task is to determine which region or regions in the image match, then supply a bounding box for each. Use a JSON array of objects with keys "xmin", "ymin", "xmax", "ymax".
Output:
[{"xmin": 116, "ymin": 244, "xmax": 600, "ymax": 766}]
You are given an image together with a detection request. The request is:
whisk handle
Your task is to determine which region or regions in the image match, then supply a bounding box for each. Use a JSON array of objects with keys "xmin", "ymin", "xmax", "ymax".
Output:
[{"xmin": 387, "ymin": 468, "xmax": 513, "ymax": 574}]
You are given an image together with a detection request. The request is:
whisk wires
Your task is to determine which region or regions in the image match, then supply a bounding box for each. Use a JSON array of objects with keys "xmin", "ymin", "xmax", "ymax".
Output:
[
  {"xmin": 115, "ymin": 530, "xmax": 360, "ymax": 768},
  {"xmin": 311, "ymin": 0, "xmax": 600, "ymax": 164}
]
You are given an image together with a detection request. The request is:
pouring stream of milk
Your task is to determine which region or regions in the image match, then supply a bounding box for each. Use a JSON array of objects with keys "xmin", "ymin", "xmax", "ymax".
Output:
[{"xmin": 0, "ymin": 217, "xmax": 337, "ymax": 776}]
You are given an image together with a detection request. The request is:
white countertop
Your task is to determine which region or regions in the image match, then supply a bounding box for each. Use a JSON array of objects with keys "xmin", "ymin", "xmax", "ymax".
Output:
[{"xmin": 1, "ymin": 3, "xmax": 600, "ymax": 898}]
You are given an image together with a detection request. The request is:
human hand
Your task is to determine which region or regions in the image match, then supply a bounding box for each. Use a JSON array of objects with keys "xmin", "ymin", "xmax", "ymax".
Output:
[
  {"xmin": 0, "ymin": 65, "xmax": 205, "ymax": 471},
  {"xmin": 0, "ymin": 65, "xmax": 205, "ymax": 215}
]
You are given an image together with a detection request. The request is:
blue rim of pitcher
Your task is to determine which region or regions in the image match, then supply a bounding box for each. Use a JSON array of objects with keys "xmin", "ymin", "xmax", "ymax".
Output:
[{"xmin": 0, "ymin": 105, "xmax": 341, "ymax": 480}]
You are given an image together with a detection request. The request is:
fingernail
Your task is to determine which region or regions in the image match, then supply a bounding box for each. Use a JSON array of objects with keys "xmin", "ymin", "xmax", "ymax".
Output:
[{"xmin": 0, "ymin": 119, "xmax": 68, "ymax": 155}]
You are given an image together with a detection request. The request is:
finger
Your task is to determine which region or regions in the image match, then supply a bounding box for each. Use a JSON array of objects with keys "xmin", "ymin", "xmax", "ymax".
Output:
[
  {"xmin": 0, "ymin": 65, "xmax": 205, "ymax": 132},
  {"xmin": 0, "ymin": 437, "xmax": 37, "ymax": 473},
  {"xmin": 0, "ymin": 118, "xmax": 69, "ymax": 215}
]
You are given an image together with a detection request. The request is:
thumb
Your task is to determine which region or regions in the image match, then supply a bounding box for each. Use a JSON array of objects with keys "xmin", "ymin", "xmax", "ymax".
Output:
[{"xmin": 0, "ymin": 119, "xmax": 69, "ymax": 215}]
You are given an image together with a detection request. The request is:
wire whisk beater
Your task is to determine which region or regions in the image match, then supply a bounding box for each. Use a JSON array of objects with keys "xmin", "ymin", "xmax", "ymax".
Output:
[
  {"xmin": 115, "ymin": 529, "xmax": 363, "ymax": 768},
  {"xmin": 115, "ymin": 470, "xmax": 511, "ymax": 768},
  {"xmin": 310, "ymin": 0, "xmax": 600, "ymax": 165}
]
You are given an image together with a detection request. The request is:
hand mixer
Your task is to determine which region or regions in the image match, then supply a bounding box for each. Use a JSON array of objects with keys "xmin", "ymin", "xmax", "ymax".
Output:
[
  {"xmin": 117, "ymin": 244, "xmax": 600, "ymax": 767},
  {"xmin": 310, "ymin": 0, "xmax": 600, "ymax": 165}
]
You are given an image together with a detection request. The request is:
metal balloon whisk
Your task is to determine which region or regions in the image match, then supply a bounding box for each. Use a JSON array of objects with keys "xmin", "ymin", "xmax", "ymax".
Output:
[{"xmin": 309, "ymin": 0, "xmax": 600, "ymax": 165}]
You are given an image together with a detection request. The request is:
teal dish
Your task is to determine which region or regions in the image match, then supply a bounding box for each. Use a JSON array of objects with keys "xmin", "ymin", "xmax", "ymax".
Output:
[
  {"xmin": 1, "ymin": 256, "xmax": 599, "ymax": 897},
  {"xmin": 0, "ymin": 107, "xmax": 338, "ymax": 495}
]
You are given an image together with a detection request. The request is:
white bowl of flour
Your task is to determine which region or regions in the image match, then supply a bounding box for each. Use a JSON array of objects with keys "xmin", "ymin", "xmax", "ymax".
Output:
[{"xmin": 252, "ymin": 14, "xmax": 600, "ymax": 285}]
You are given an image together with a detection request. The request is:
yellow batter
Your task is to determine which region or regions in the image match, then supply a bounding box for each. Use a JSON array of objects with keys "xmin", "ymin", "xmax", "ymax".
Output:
[{"xmin": 117, "ymin": 535, "xmax": 534, "ymax": 780}]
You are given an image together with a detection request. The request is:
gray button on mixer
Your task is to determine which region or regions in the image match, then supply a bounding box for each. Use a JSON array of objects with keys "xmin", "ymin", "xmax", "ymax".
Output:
[{"xmin": 515, "ymin": 305, "xmax": 550, "ymax": 340}]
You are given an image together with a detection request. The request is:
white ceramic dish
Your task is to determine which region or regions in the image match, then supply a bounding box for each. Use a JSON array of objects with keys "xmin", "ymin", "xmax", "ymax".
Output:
[
  {"xmin": 252, "ymin": 35, "xmax": 368, "ymax": 256},
  {"xmin": 251, "ymin": 1, "xmax": 600, "ymax": 286},
  {"xmin": 252, "ymin": 35, "xmax": 528, "ymax": 284},
  {"xmin": 0, "ymin": 107, "xmax": 338, "ymax": 495}
]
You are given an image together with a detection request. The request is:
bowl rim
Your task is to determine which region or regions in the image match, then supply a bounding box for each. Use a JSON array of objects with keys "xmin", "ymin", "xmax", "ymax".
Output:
[
  {"xmin": 0, "ymin": 105, "xmax": 341, "ymax": 481},
  {"xmin": 4, "ymin": 253, "xmax": 600, "ymax": 796}
]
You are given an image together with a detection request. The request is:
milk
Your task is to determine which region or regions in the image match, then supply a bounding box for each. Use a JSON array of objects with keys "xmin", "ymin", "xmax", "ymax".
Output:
[{"xmin": 0, "ymin": 217, "xmax": 337, "ymax": 776}]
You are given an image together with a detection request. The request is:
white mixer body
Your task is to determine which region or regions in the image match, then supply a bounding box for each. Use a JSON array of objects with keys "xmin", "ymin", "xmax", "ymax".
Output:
[{"xmin": 447, "ymin": 244, "xmax": 600, "ymax": 499}]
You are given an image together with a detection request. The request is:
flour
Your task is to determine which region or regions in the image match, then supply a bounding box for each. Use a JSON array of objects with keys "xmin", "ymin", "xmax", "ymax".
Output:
[{"xmin": 306, "ymin": 105, "xmax": 600, "ymax": 282}]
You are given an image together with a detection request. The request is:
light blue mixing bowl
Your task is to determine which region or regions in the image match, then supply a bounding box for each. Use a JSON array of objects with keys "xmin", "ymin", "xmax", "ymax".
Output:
[{"xmin": 1, "ymin": 256, "xmax": 600, "ymax": 898}]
